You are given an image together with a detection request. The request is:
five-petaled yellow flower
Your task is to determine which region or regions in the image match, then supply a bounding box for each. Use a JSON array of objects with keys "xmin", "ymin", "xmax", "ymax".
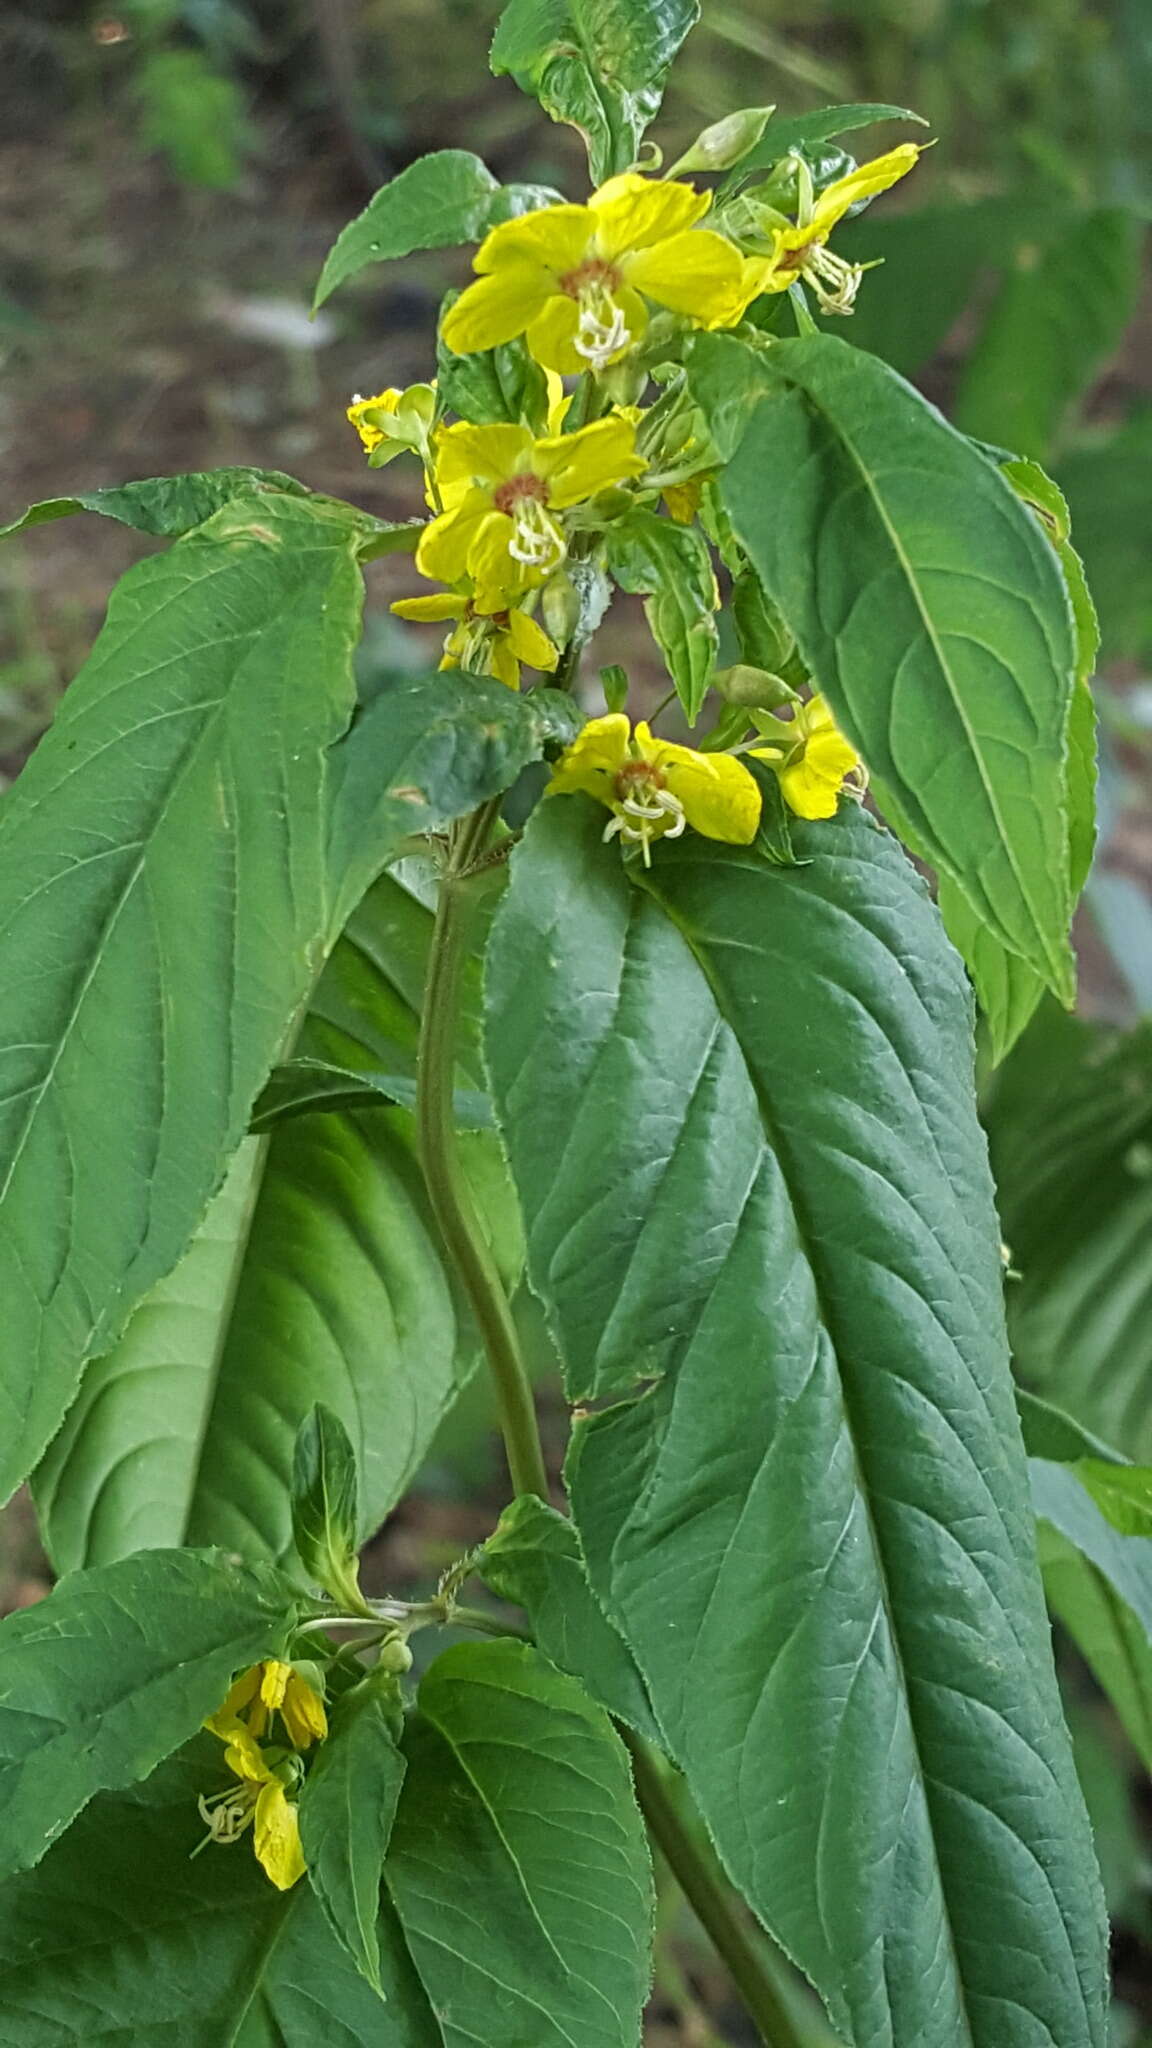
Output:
[
  {"xmin": 391, "ymin": 589, "xmax": 558, "ymax": 690},
  {"xmin": 755, "ymin": 144, "xmax": 920, "ymax": 313},
  {"xmin": 750, "ymin": 694, "xmax": 864, "ymax": 818},
  {"xmin": 198, "ymin": 1720, "xmax": 307, "ymax": 1892},
  {"xmin": 206, "ymin": 1658, "xmax": 328, "ymax": 1749},
  {"xmin": 346, "ymin": 382, "xmax": 435, "ymax": 465},
  {"xmin": 551, "ymin": 714, "xmax": 761, "ymax": 862},
  {"xmin": 418, "ymin": 417, "xmax": 646, "ymax": 612},
  {"xmin": 441, "ymin": 174, "xmax": 767, "ymax": 374}
]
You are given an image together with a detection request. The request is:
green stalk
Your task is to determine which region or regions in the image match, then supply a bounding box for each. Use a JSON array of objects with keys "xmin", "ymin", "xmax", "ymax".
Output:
[
  {"xmin": 416, "ymin": 805, "xmax": 548, "ymax": 1502},
  {"xmin": 625, "ymin": 1732, "xmax": 810, "ymax": 2048}
]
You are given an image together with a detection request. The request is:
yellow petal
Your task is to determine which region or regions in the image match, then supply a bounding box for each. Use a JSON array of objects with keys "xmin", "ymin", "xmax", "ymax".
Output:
[
  {"xmin": 473, "ymin": 204, "xmax": 594, "ymax": 278},
  {"xmin": 808, "ymin": 143, "xmax": 921, "ymax": 239},
  {"xmin": 777, "ymin": 758, "xmax": 842, "ymax": 819},
  {"xmin": 662, "ymin": 480, "xmax": 703, "ymax": 524},
  {"xmin": 486, "ymin": 636, "xmax": 520, "ymax": 689},
  {"xmin": 204, "ymin": 1666, "xmax": 261, "ymax": 1736},
  {"xmin": 391, "ymin": 592, "xmax": 467, "ymax": 622},
  {"xmin": 655, "ymin": 741, "xmax": 762, "ymax": 843},
  {"xmin": 550, "ymin": 714, "xmax": 631, "ymax": 799},
  {"xmin": 504, "ymin": 609, "xmax": 559, "ymax": 671},
  {"xmin": 544, "ymin": 370, "xmax": 571, "ymax": 433},
  {"xmin": 258, "ymin": 1660, "xmax": 291, "ymax": 1712},
  {"xmin": 534, "ymin": 416, "xmax": 646, "ymax": 508},
  {"xmin": 442, "ymin": 267, "xmax": 555, "ymax": 355},
  {"xmin": 416, "ymin": 497, "xmax": 491, "ymax": 587},
  {"xmin": 525, "ymin": 294, "xmax": 587, "ymax": 375},
  {"xmin": 223, "ymin": 1725, "xmax": 272, "ymax": 1784},
  {"xmin": 346, "ymin": 388, "xmax": 402, "ymax": 450},
  {"xmin": 281, "ymin": 1672, "xmax": 328, "ymax": 1749},
  {"xmin": 590, "ymin": 174, "xmax": 711, "ymax": 256},
  {"xmin": 467, "ymin": 510, "xmax": 534, "ymax": 611},
  {"xmin": 435, "ymin": 421, "xmax": 535, "ymax": 496},
  {"xmin": 623, "ymin": 229, "xmax": 749, "ymax": 322},
  {"xmin": 254, "ymin": 1782, "xmax": 307, "ymax": 1891}
]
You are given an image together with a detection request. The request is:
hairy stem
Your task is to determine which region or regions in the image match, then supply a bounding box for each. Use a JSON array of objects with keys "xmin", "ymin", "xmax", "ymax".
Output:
[
  {"xmin": 625, "ymin": 1733, "xmax": 810, "ymax": 2048},
  {"xmin": 416, "ymin": 805, "xmax": 548, "ymax": 1502}
]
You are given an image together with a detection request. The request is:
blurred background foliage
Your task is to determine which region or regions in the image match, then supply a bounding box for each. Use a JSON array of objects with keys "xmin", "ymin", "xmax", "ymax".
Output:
[{"xmin": 3, "ymin": 3, "xmax": 1152, "ymax": 2041}]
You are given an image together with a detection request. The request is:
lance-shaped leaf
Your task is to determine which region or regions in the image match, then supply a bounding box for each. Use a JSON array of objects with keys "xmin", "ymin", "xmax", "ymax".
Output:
[
  {"xmin": 385, "ymin": 1639, "xmax": 653, "ymax": 2048},
  {"xmin": 606, "ymin": 509, "xmax": 718, "ymax": 722},
  {"xmin": 720, "ymin": 335, "xmax": 1078, "ymax": 998},
  {"xmin": 0, "ymin": 467, "xmax": 311, "ymax": 542},
  {"xmin": 299, "ymin": 1681, "xmax": 408, "ymax": 1995},
  {"xmin": 34, "ymin": 873, "xmax": 522, "ymax": 1574},
  {"xmin": 725, "ymin": 101, "xmax": 925, "ymax": 182},
  {"xmin": 486, "ymin": 798, "xmax": 1108, "ymax": 2047},
  {"xmin": 291, "ymin": 1403, "xmax": 363, "ymax": 1606},
  {"xmin": 0, "ymin": 1549, "xmax": 298, "ymax": 1881},
  {"xmin": 0, "ymin": 1742, "xmax": 438, "ymax": 2046},
  {"xmin": 314, "ymin": 149, "xmax": 561, "ymax": 309},
  {"xmin": 491, "ymin": 0, "xmax": 699, "ymax": 182}
]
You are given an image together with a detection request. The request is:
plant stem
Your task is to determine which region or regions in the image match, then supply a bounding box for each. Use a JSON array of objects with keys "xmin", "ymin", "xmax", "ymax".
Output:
[
  {"xmin": 416, "ymin": 806, "xmax": 549, "ymax": 1502},
  {"xmin": 624, "ymin": 1732, "xmax": 809, "ymax": 2048}
]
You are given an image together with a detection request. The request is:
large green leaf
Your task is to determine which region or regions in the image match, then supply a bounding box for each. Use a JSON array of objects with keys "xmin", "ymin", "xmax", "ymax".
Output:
[
  {"xmin": 386, "ymin": 1639, "xmax": 653, "ymax": 2048},
  {"xmin": 486, "ymin": 797, "xmax": 1108, "ymax": 2047},
  {"xmin": 491, "ymin": 0, "xmax": 699, "ymax": 182},
  {"xmin": 34, "ymin": 874, "xmax": 521, "ymax": 1574},
  {"xmin": 299, "ymin": 1683, "xmax": 407, "ymax": 1996},
  {"xmin": 721, "ymin": 335, "xmax": 1078, "ymax": 997},
  {"xmin": 0, "ymin": 1742, "xmax": 438, "ymax": 2045},
  {"xmin": 0, "ymin": 468, "xmax": 311, "ymax": 543},
  {"xmin": 314, "ymin": 151, "xmax": 560, "ymax": 309},
  {"xmin": 0, "ymin": 493, "xmax": 366, "ymax": 1502},
  {"xmin": 986, "ymin": 1007, "xmax": 1152, "ymax": 1461},
  {"xmin": 0, "ymin": 1549, "xmax": 297, "ymax": 1881},
  {"xmin": 479, "ymin": 1494, "xmax": 660, "ymax": 1739},
  {"xmin": 954, "ymin": 211, "xmax": 1143, "ymax": 462}
]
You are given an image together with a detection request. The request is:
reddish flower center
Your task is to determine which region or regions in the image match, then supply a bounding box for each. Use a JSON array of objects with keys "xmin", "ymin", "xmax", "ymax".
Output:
[
  {"xmin": 558, "ymin": 256, "xmax": 623, "ymax": 299},
  {"xmin": 492, "ymin": 472, "xmax": 550, "ymax": 515},
  {"xmin": 614, "ymin": 758, "xmax": 665, "ymax": 801}
]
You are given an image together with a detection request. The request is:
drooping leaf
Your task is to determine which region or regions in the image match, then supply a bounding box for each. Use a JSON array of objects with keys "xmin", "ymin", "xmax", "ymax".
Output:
[
  {"xmin": 0, "ymin": 1550, "xmax": 297, "ymax": 1881},
  {"xmin": 479, "ymin": 1495, "xmax": 660, "ymax": 1739},
  {"xmin": 0, "ymin": 467, "xmax": 311, "ymax": 543},
  {"xmin": 313, "ymin": 150, "xmax": 560, "ymax": 308},
  {"xmin": 386, "ymin": 1639, "xmax": 653, "ymax": 2048},
  {"xmin": 727, "ymin": 101, "xmax": 926, "ymax": 182},
  {"xmin": 299, "ymin": 1682, "xmax": 407, "ymax": 1996},
  {"xmin": 0, "ymin": 1742, "xmax": 437, "ymax": 2046},
  {"xmin": 954, "ymin": 210, "xmax": 1143, "ymax": 462},
  {"xmin": 986, "ymin": 1006, "xmax": 1152, "ymax": 1461},
  {"xmin": 0, "ymin": 493, "xmax": 367, "ymax": 1503},
  {"xmin": 605, "ymin": 509, "xmax": 718, "ymax": 721},
  {"xmin": 722, "ymin": 335, "xmax": 1078, "ymax": 998},
  {"xmin": 291, "ymin": 1403, "xmax": 363, "ymax": 1606},
  {"xmin": 491, "ymin": 0, "xmax": 699, "ymax": 183},
  {"xmin": 486, "ymin": 797, "xmax": 1108, "ymax": 2048}
]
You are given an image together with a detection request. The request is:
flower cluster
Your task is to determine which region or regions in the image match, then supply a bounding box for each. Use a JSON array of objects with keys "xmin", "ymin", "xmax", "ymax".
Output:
[
  {"xmin": 347, "ymin": 145, "xmax": 915, "ymax": 849},
  {"xmin": 198, "ymin": 1658, "xmax": 328, "ymax": 1891}
]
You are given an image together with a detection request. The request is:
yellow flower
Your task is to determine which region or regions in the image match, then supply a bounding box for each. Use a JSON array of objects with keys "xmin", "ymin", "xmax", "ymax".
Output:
[
  {"xmin": 346, "ymin": 383, "xmax": 435, "ymax": 464},
  {"xmin": 755, "ymin": 144, "xmax": 920, "ymax": 313},
  {"xmin": 392, "ymin": 589, "xmax": 558, "ymax": 690},
  {"xmin": 551, "ymin": 714, "xmax": 761, "ymax": 862},
  {"xmin": 441, "ymin": 174, "xmax": 767, "ymax": 374},
  {"xmin": 198, "ymin": 1722, "xmax": 307, "ymax": 1892},
  {"xmin": 750, "ymin": 694, "xmax": 864, "ymax": 818},
  {"xmin": 205, "ymin": 1659, "xmax": 327, "ymax": 1748},
  {"xmin": 418, "ymin": 417, "xmax": 646, "ymax": 612}
]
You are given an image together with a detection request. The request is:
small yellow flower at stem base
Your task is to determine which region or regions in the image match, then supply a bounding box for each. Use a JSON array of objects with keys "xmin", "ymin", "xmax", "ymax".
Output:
[
  {"xmin": 442, "ymin": 174, "xmax": 768, "ymax": 374},
  {"xmin": 346, "ymin": 383, "xmax": 435, "ymax": 464},
  {"xmin": 551, "ymin": 714, "xmax": 761, "ymax": 863},
  {"xmin": 254, "ymin": 1779, "xmax": 307, "ymax": 1892},
  {"xmin": 753, "ymin": 144, "xmax": 921, "ymax": 314},
  {"xmin": 391, "ymin": 589, "xmax": 559, "ymax": 690},
  {"xmin": 196, "ymin": 1724, "xmax": 308, "ymax": 1892},
  {"xmin": 750, "ymin": 693, "xmax": 864, "ymax": 818},
  {"xmin": 204, "ymin": 1659, "xmax": 327, "ymax": 1747},
  {"xmin": 418, "ymin": 418, "xmax": 645, "ymax": 613}
]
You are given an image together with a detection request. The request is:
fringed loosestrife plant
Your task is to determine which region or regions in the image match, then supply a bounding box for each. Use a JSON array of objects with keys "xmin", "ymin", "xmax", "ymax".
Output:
[{"xmin": 0, "ymin": 5, "xmax": 1113, "ymax": 2045}]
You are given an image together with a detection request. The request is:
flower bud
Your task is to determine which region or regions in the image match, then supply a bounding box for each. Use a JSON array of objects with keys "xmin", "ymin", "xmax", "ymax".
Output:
[
  {"xmin": 669, "ymin": 106, "xmax": 777, "ymax": 176},
  {"xmin": 713, "ymin": 664, "xmax": 800, "ymax": 710}
]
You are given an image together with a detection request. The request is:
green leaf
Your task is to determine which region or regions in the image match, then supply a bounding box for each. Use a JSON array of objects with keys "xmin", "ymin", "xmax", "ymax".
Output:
[
  {"xmin": 386, "ymin": 1639, "xmax": 653, "ymax": 2048},
  {"xmin": 986, "ymin": 1007, "xmax": 1152, "ymax": 1461},
  {"xmin": 605, "ymin": 509, "xmax": 718, "ymax": 720},
  {"xmin": 0, "ymin": 1742, "xmax": 438, "ymax": 2045},
  {"xmin": 0, "ymin": 1549, "xmax": 297, "ymax": 1881},
  {"xmin": 299, "ymin": 1682, "xmax": 407, "ymax": 1996},
  {"xmin": 728, "ymin": 100, "xmax": 926, "ymax": 181},
  {"xmin": 722, "ymin": 335, "xmax": 1078, "ymax": 999},
  {"xmin": 491, "ymin": 0, "xmax": 699, "ymax": 183},
  {"xmin": 1057, "ymin": 409, "xmax": 1152, "ymax": 664},
  {"xmin": 291, "ymin": 1404, "xmax": 362, "ymax": 1607},
  {"xmin": 1015, "ymin": 1386, "xmax": 1127, "ymax": 1467},
  {"xmin": 252, "ymin": 1056, "xmax": 493, "ymax": 1132},
  {"xmin": 1072, "ymin": 1461, "xmax": 1152, "ymax": 1539},
  {"xmin": 954, "ymin": 211, "xmax": 1143, "ymax": 462},
  {"xmin": 487, "ymin": 796, "xmax": 1108, "ymax": 2047},
  {"xmin": 0, "ymin": 467, "xmax": 310, "ymax": 543},
  {"xmin": 1033, "ymin": 1457, "xmax": 1152, "ymax": 1771},
  {"xmin": 0, "ymin": 493, "xmax": 367, "ymax": 1502},
  {"xmin": 436, "ymin": 324, "xmax": 551, "ymax": 431},
  {"xmin": 683, "ymin": 330, "xmax": 776, "ymax": 463},
  {"xmin": 479, "ymin": 1495, "xmax": 660, "ymax": 1739},
  {"xmin": 315, "ymin": 150, "xmax": 502, "ymax": 308}
]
